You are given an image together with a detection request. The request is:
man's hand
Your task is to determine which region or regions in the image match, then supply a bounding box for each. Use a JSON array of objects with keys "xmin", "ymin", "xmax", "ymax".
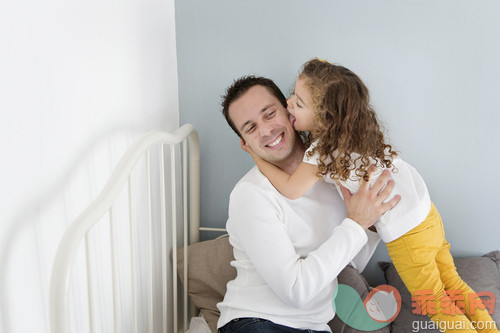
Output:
[{"xmin": 339, "ymin": 166, "xmax": 401, "ymax": 230}]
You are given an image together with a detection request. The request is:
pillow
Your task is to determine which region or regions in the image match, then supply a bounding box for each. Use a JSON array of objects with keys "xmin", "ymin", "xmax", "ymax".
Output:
[
  {"xmin": 328, "ymin": 265, "xmax": 390, "ymax": 333},
  {"xmin": 177, "ymin": 235, "xmax": 236, "ymax": 333},
  {"xmin": 380, "ymin": 250, "xmax": 500, "ymax": 333}
]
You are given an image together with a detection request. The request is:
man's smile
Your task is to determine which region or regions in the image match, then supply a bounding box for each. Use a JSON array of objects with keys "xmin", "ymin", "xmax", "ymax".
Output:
[{"xmin": 265, "ymin": 133, "xmax": 284, "ymax": 148}]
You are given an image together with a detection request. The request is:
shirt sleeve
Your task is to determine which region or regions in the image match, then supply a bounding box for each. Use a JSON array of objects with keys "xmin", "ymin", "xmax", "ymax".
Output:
[
  {"xmin": 350, "ymin": 229, "xmax": 381, "ymax": 272},
  {"xmin": 227, "ymin": 181, "xmax": 369, "ymax": 308},
  {"xmin": 303, "ymin": 140, "xmax": 320, "ymax": 165}
]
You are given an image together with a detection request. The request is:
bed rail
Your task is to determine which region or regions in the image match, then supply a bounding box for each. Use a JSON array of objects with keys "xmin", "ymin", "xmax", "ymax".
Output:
[{"xmin": 49, "ymin": 124, "xmax": 200, "ymax": 333}]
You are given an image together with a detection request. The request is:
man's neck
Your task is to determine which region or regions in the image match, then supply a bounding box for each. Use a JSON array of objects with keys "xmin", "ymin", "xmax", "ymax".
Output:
[{"xmin": 274, "ymin": 141, "xmax": 306, "ymax": 175}]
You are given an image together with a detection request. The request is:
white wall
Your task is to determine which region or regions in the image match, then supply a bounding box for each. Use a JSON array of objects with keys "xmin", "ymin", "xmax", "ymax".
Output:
[
  {"xmin": 0, "ymin": 0, "xmax": 179, "ymax": 332},
  {"xmin": 176, "ymin": 0, "xmax": 500, "ymax": 284}
]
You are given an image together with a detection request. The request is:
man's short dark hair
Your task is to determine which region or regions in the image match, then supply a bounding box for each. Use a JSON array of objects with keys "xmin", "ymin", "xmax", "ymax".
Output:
[{"xmin": 221, "ymin": 75, "xmax": 287, "ymax": 137}]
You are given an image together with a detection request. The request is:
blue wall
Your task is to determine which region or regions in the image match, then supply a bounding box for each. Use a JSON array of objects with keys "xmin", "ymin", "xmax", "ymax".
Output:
[{"xmin": 175, "ymin": 0, "xmax": 500, "ymax": 285}]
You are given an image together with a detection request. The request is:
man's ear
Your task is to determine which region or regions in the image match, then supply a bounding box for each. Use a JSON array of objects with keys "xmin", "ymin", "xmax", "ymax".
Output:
[{"xmin": 240, "ymin": 137, "xmax": 250, "ymax": 153}]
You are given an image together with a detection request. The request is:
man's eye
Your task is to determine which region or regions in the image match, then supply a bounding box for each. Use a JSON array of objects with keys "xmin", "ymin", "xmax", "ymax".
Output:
[
  {"xmin": 267, "ymin": 110, "xmax": 276, "ymax": 118},
  {"xmin": 296, "ymin": 102, "xmax": 302, "ymax": 108},
  {"xmin": 246, "ymin": 125, "xmax": 255, "ymax": 133}
]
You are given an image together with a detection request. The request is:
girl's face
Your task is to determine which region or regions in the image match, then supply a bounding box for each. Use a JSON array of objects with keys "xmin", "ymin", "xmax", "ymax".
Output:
[{"xmin": 287, "ymin": 77, "xmax": 316, "ymax": 132}]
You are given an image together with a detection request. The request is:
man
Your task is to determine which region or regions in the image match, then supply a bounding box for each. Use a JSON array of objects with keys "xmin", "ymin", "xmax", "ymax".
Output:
[{"xmin": 217, "ymin": 76, "xmax": 400, "ymax": 332}]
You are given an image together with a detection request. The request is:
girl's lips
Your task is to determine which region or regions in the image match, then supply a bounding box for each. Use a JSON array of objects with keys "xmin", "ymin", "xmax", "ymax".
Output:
[{"xmin": 289, "ymin": 114, "xmax": 296, "ymax": 129}]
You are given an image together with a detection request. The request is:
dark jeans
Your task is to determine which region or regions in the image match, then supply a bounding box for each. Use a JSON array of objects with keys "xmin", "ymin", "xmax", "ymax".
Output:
[{"xmin": 218, "ymin": 318, "xmax": 331, "ymax": 333}]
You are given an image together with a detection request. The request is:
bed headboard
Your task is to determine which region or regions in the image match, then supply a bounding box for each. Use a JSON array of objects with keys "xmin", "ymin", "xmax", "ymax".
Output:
[{"xmin": 49, "ymin": 124, "xmax": 201, "ymax": 333}]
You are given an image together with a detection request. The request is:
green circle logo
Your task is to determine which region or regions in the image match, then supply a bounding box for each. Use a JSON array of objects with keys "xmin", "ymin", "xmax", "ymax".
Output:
[{"xmin": 333, "ymin": 284, "xmax": 402, "ymax": 331}]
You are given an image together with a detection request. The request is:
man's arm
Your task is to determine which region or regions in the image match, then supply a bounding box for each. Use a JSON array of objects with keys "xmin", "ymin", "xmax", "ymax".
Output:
[
  {"xmin": 343, "ymin": 167, "xmax": 400, "ymax": 272},
  {"xmin": 350, "ymin": 229, "xmax": 381, "ymax": 272},
  {"xmin": 228, "ymin": 182, "xmax": 368, "ymax": 308},
  {"xmin": 227, "ymin": 171, "xmax": 398, "ymax": 308}
]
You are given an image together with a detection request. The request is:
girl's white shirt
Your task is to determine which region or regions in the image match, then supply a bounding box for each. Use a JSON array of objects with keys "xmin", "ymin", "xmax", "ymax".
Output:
[{"xmin": 304, "ymin": 140, "xmax": 431, "ymax": 243}]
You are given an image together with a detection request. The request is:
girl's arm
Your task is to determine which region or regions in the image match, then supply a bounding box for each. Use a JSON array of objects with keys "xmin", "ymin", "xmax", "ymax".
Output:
[
  {"xmin": 257, "ymin": 159, "xmax": 320, "ymax": 199},
  {"xmin": 241, "ymin": 139, "xmax": 320, "ymax": 199}
]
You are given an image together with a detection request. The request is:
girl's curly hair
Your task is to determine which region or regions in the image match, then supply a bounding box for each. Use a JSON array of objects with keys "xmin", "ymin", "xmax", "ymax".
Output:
[{"xmin": 301, "ymin": 59, "xmax": 397, "ymax": 182}]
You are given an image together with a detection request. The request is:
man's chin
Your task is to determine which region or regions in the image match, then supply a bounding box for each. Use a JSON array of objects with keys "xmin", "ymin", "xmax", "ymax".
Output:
[{"xmin": 260, "ymin": 149, "xmax": 292, "ymax": 165}]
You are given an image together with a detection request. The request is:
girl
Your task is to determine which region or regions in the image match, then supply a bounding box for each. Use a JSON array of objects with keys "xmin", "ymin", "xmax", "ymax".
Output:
[{"xmin": 242, "ymin": 58, "xmax": 498, "ymax": 332}]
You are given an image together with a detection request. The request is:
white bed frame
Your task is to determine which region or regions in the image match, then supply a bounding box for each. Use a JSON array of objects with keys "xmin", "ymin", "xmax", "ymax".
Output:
[{"xmin": 49, "ymin": 124, "xmax": 221, "ymax": 333}]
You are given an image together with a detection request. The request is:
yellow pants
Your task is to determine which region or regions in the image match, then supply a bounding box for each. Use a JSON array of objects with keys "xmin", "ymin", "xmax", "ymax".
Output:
[{"xmin": 386, "ymin": 203, "xmax": 498, "ymax": 332}]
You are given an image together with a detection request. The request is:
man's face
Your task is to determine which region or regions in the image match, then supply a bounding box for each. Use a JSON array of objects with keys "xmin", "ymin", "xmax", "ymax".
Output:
[{"xmin": 228, "ymin": 85, "xmax": 299, "ymax": 165}]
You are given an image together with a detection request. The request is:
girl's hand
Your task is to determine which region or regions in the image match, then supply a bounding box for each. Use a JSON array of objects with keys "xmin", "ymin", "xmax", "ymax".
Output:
[{"xmin": 240, "ymin": 138, "xmax": 262, "ymax": 163}]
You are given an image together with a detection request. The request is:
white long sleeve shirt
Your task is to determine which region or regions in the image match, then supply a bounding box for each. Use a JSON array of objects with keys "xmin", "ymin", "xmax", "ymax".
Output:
[
  {"xmin": 303, "ymin": 141, "xmax": 431, "ymax": 243},
  {"xmin": 217, "ymin": 166, "xmax": 381, "ymax": 331}
]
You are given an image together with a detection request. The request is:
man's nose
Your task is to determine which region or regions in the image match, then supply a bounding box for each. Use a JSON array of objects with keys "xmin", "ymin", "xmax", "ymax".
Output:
[{"xmin": 259, "ymin": 122, "xmax": 274, "ymax": 137}]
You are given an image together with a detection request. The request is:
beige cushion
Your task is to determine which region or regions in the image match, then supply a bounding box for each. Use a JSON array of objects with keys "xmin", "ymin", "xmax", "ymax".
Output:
[{"xmin": 177, "ymin": 235, "xmax": 236, "ymax": 333}]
